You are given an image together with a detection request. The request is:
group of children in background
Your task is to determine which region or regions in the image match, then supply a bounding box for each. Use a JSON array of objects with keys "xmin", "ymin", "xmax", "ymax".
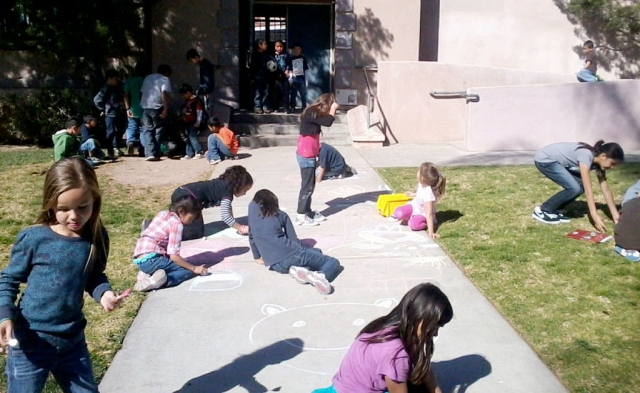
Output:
[{"xmin": 250, "ymin": 39, "xmax": 308, "ymax": 114}]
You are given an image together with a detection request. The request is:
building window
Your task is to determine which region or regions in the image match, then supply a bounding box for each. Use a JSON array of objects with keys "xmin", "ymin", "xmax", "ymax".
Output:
[{"xmin": 254, "ymin": 16, "xmax": 286, "ymax": 44}]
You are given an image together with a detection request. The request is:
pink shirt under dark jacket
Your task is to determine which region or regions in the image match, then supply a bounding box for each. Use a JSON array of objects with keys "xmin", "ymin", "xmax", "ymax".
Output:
[{"xmin": 296, "ymin": 109, "xmax": 335, "ymax": 158}]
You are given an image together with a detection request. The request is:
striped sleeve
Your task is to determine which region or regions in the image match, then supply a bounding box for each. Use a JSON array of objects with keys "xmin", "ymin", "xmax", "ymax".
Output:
[{"xmin": 220, "ymin": 198, "xmax": 236, "ymax": 227}]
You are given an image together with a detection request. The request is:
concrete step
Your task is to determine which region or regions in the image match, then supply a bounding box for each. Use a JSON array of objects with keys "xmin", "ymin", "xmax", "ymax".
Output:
[
  {"xmin": 238, "ymin": 132, "xmax": 351, "ymax": 148},
  {"xmin": 231, "ymin": 112, "xmax": 347, "ymax": 125},
  {"xmin": 230, "ymin": 123, "xmax": 350, "ymax": 135}
]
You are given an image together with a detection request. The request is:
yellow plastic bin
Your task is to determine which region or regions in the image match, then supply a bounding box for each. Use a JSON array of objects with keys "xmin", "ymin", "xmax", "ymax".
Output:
[{"xmin": 376, "ymin": 193, "xmax": 412, "ymax": 217}]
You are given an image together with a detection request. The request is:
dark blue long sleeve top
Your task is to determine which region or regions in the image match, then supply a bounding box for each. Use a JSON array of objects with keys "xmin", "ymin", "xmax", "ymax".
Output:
[
  {"xmin": 248, "ymin": 201, "xmax": 303, "ymax": 266},
  {"xmin": 0, "ymin": 226, "xmax": 112, "ymax": 349}
]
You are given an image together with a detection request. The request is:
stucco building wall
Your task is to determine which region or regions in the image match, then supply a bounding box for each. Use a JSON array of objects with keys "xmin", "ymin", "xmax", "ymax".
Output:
[{"xmin": 438, "ymin": 0, "xmax": 618, "ymax": 79}]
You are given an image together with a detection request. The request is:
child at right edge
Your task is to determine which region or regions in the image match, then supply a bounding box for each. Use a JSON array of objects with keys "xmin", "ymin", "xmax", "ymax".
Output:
[{"xmin": 391, "ymin": 162, "xmax": 446, "ymax": 238}]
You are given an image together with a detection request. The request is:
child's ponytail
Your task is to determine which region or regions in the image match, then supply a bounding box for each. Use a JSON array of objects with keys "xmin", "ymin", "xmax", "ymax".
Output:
[{"xmin": 577, "ymin": 140, "xmax": 624, "ymax": 177}]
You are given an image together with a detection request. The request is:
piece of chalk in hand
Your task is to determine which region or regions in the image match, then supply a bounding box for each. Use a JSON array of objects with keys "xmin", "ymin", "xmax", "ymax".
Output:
[
  {"xmin": 116, "ymin": 288, "xmax": 131, "ymax": 300},
  {"xmin": 8, "ymin": 338, "xmax": 18, "ymax": 347}
]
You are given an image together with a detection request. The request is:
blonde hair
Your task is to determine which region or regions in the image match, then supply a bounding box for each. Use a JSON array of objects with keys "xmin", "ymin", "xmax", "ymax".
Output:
[
  {"xmin": 302, "ymin": 93, "xmax": 335, "ymax": 119},
  {"xmin": 419, "ymin": 162, "xmax": 446, "ymax": 203},
  {"xmin": 37, "ymin": 157, "xmax": 107, "ymax": 273}
]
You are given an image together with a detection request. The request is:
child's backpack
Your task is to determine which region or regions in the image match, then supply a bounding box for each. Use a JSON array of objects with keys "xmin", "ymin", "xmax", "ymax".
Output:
[{"xmin": 181, "ymin": 96, "xmax": 208, "ymax": 129}]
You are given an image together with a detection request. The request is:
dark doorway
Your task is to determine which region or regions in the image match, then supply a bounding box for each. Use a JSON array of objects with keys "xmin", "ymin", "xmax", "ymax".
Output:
[
  {"xmin": 419, "ymin": 0, "xmax": 440, "ymax": 61},
  {"xmin": 240, "ymin": 1, "xmax": 333, "ymax": 110}
]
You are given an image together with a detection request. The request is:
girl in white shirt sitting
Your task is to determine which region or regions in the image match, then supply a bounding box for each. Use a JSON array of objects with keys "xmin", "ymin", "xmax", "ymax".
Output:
[{"xmin": 391, "ymin": 162, "xmax": 446, "ymax": 238}]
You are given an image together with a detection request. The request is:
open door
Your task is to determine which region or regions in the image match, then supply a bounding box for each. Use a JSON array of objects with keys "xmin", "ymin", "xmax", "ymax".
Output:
[{"xmin": 240, "ymin": 1, "xmax": 333, "ymax": 110}]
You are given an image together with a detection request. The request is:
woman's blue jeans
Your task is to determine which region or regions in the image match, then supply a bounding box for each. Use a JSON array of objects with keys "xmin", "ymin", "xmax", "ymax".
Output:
[
  {"xmin": 535, "ymin": 161, "xmax": 584, "ymax": 213},
  {"xmin": 269, "ymin": 248, "xmax": 341, "ymax": 282},
  {"xmin": 137, "ymin": 254, "xmax": 195, "ymax": 288},
  {"xmin": 5, "ymin": 338, "xmax": 98, "ymax": 393}
]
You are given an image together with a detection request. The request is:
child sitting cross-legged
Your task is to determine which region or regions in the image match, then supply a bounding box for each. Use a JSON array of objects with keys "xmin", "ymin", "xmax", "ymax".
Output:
[
  {"xmin": 248, "ymin": 189, "xmax": 342, "ymax": 295},
  {"xmin": 133, "ymin": 195, "xmax": 208, "ymax": 292},
  {"xmin": 206, "ymin": 117, "xmax": 239, "ymax": 165}
]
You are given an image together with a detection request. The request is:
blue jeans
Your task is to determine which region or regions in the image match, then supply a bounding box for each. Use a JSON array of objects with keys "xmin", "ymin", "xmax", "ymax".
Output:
[
  {"xmin": 140, "ymin": 108, "xmax": 165, "ymax": 158},
  {"xmin": 79, "ymin": 139, "xmax": 104, "ymax": 159},
  {"xmin": 5, "ymin": 338, "xmax": 98, "ymax": 393},
  {"xmin": 104, "ymin": 116, "xmax": 118, "ymax": 150},
  {"xmin": 185, "ymin": 125, "xmax": 204, "ymax": 157},
  {"xmin": 269, "ymin": 247, "xmax": 341, "ymax": 282},
  {"xmin": 253, "ymin": 77, "xmax": 270, "ymax": 110},
  {"xmin": 577, "ymin": 69, "xmax": 597, "ymax": 83},
  {"xmin": 137, "ymin": 254, "xmax": 195, "ymax": 288},
  {"xmin": 206, "ymin": 135, "xmax": 233, "ymax": 161},
  {"xmin": 296, "ymin": 154, "xmax": 317, "ymax": 215},
  {"xmin": 289, "ymin": 77, "xmax": 307, "ymax": 109},
  {"xmin": 125, "ymin": 117, "xmax": 141, "ymax": 144},
  {"xmin": 535, "ymin": 161, "xmax": 584, "ymax": 213}
]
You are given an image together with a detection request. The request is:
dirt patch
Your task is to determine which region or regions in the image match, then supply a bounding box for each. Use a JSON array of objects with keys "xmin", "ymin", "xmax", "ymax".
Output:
[{"xmin": 101, "ymin": 156, "xmax": 217, "ymax": 187}]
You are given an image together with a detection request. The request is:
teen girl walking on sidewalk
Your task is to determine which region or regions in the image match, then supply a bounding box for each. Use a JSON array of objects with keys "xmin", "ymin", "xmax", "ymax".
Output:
[
  {"xmin": 296, "ymin": 93, "xmax": 339, "ymax": 226},
  {"xmin": 313, "ymin": 283, "xmax": 453, "ymax": 393},
  {"xmin": 533, "ymin": 140, "xmax": 624, "ymax": 231},
  {"xmin": 249, "ymin": 189, "xmax": 341, "ymax": 295},
  {"xmin": 0, "ymin": 157, "xmax": 123, "ymax": 393}
]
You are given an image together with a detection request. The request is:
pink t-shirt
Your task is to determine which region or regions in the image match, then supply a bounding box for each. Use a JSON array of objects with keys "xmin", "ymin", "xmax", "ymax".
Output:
[
  {"xmin": 297, "ymin": 134, "xmax": 320, "ymax": 158},
  {"xmin": 332, "ymin": 332, "xmax": 410, "ymax": 393}
]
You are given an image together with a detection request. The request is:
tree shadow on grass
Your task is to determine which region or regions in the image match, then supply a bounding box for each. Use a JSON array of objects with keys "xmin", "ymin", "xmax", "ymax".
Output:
[
  {"xmin": 174, "ymin": 338, "xmax": 304, "ymax": 393},
  {"xmin": 431, "ymin": 354, "xmax": 492, "ymax": 393}
]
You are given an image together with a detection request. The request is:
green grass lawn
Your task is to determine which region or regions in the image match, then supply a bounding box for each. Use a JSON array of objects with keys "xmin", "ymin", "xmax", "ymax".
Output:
[
  {"xmin": 0, "ymin": 148, "xmax": 175, "ymax": 392},
  {"xmin": 378, "ymin": 164, "xmax": 640, "ymax": 393}
]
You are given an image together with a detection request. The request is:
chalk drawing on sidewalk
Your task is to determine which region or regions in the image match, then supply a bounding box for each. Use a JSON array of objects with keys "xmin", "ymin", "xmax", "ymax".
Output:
[
  {"xmin": 327, "ymin": 185, "xmax": 366, "ymax": 198},
  {"xmin": 188, "ymin": 270, "xmax": 244, "ymax": 291},
  {"xmin": 326, "ymin": 224, "xmax": 443, "ymax": 258},
  {"xmin": 249, "ymin": 299, "xmax": 397, "ymax": 375},
  {"xmin": 205, "ymin": 227, "xmax": 246, "ymax": 240}
]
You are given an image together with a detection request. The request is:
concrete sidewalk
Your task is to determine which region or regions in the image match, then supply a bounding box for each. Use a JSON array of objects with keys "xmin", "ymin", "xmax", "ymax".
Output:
[{"xmin": 100, "ymin": 145, "xmax": 569, "ymax": 393}]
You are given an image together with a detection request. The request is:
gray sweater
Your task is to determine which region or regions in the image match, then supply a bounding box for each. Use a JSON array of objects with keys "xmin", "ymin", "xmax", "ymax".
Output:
[
  {"xmin": 248, "ymin": 201, "xmax": 303, "ymax": 267},
  {"xmin": 0, "ymin": 226, "xmax": 111, "ymax": 350}
]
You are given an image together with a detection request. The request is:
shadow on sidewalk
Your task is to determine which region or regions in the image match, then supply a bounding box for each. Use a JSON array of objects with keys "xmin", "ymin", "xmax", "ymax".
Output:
[
  {"xmin": 431, "ymin": 354, "xmax": 492, "ymax": 393},
  {"xmin": 184, "ymin": 247, "xmax": 250, "ymax": 267},
  {"xmin": 319, "ymin": 190, "xmax": 389, "ymax": 217},
  {"xmin": 174, "ymin": 338, "xmax": 304, "ymax": 392}
]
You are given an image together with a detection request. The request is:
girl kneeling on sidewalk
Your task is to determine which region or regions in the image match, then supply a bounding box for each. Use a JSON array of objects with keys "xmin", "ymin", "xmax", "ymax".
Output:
[
  {"xmin": 248, "ymin": 189, "xmax": 342, "ymax": 295},
  {"xmin": 133, "ymin": 195, "xmax": 208, "ymax": 292}
]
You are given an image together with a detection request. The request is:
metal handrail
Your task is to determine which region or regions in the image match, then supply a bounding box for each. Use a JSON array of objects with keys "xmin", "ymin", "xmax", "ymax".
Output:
[
  {"xmin": 430, "ymin": 91, "xmax": 479, "ymax": 102},
  {"xmin": 361, "ymin": 65, "xmax": 378, "ymax": 128}
]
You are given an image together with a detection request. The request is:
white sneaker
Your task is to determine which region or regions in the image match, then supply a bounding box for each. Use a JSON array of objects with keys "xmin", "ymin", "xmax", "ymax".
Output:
[
  {"xmin": 312, "ymin": 212, "xmax": 326, "ymax": 222},
  {"xmin": 289, "ymin": 266, "xmax": 310, "ymax": 284},
  {"xmin": 295, "ymin": 215, "xmax": 319, "ymax": 226},
  {"xmin": 180, "ymin": 156, "xmax": 192, "ymax": 160},
  {"xmin": 307, "ymin": 271, "xmax": 332, "ymax": 295},
  {"xmin": 209, "ymin": 159, "xmax": 221, "ymax": 165},
  {"xmin": 194, "ymin": 153, "xmax": 204, "ymax": 159},
  {"xmin": 134, "ymin": 269, "xmax": 167, "ymax": 292}
]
